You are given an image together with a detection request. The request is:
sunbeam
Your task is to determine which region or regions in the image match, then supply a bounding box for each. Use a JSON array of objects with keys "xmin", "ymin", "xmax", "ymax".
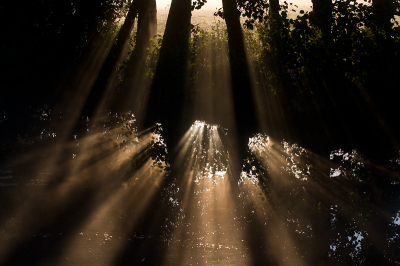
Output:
[
  {"xmin": 0, "ymin": 112, "xmax": 170, "ymax": 265},
  {"xmin": 1, "ymin": 0, "xmax": 400, "ymax": 264},
  {"xmin": 162, "ymin": 120, "xmax": 250, "ymax": 265}
]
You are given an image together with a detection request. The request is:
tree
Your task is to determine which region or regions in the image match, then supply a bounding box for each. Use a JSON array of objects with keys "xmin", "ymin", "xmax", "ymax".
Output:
[
  {"xmin": 145, "ymin": 0, "xmax": 192, "ymax": 163},
  {"xmin": 311, "ymin": 0, "xmax": 333, "ymax": 40},
  {"xmin": 269, "ymin": 0, "xmax": 280, "ymax": 15},
  {"xmin": 222, "ymin": 0, "xmax": 259, "ymax": 186}
]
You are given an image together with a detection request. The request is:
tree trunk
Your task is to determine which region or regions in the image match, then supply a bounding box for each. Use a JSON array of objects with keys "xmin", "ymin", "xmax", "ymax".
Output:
[
  {"xmin": 145, "ymin": 0, "xmax": 192, "ymax": 158},
  {"xmin": 269, "ymin": 0, "xmax": 280, "ymax": 16},
  {"xmin": 312, "ymin": 0, "xmax": 332, "ymax": 40},
  {"xmin": 222, "ymin": 0, "xmax": 258, "ymax": 187},
  {"xmin": 83, "ymin": 0, "xmax": 139, "ymax": 117}
]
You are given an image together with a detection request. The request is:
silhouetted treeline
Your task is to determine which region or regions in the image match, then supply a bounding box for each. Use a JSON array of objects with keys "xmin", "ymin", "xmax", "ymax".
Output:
[
  {"xmin": 1, "ymin": 1, "xmax": 400, "ymax": 264},
  {"xmin": 239, "ymin": 0, "xmax": 400, "ymax": 160},
  {"xmin": 2, "ymin": 0, "xmax": 400, "ymax": 163}
]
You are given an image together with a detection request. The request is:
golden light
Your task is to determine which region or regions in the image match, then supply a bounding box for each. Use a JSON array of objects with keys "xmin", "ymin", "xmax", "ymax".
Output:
[{"xmin": 161, "ymin": 120, "xmax": 251, "ymax": 265}]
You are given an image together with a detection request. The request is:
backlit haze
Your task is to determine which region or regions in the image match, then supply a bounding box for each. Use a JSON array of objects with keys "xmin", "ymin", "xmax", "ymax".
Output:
[
  {"xmin": 1, "ymin": 0, "xmax": 399, "ymax": 264},
  {"xmin": 155, "ymin": 0, "xmax": 313, "ymax": 32},
  {"xmin": 157, "ymin": 0, "xmax": 312, "ymax": 10}
]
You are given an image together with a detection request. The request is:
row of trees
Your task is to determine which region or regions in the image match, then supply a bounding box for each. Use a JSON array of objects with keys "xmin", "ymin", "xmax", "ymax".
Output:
[
  {"xmin": 146, "ymin": 0, "xmax": 400, "ymax": 182},
  {"xmin": 2, "ymin": 0, "xmax": 400, "ymax": 175},
  {"xmin": 1, "ymin": 1, "xmax": 400, "ymax": 264}
]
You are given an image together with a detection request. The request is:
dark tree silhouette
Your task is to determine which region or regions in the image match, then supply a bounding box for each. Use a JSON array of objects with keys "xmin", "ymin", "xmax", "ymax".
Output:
[
  {"xmin": 311, "ymin": 0, "xmax": 333, "ymax": 41},
  {"xmin": 269, "ymin": 0, "xmax": 280, "ymax": 15},
  {"xmin": 222, "ymin": 0, "xmax": 258, "ymax": 186},
  {"xmin": 145, "ymin": 0, "xmax": 192, "ymax": 162}
]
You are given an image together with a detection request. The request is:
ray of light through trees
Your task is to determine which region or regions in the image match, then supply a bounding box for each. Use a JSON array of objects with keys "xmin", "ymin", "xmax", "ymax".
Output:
[{"xmin": 1, "ymin": 0, "xmax": 400, "ymax": 265}]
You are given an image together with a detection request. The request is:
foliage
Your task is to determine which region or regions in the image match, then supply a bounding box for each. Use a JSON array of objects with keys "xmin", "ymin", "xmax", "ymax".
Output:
[
  {"xmin": 250, "ymin": 0, "xmax": 400, "ymax": 100},
  {"xmin": 242, "ymin": 134, "xmax": 400, "ymax": 264},
  {"xmin": 191, "ymin": 0, "xmax": 208, "ymax": 11},
  {"xmin": 188, "ymin": 24, "xmax": 223, "ymax": 90},
  {"xmin": 143, "ymin": 34, "xmax": 163, "ymax": 79},
  {"xmin": 229, "ymin": 0, "xmax": 400, "ymax": 156}
]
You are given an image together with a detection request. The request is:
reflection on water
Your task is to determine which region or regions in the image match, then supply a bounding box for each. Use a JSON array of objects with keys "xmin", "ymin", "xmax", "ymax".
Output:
[{"xmin": 0, "ymin": 114, "xmax": 399, "ymax": 265}]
